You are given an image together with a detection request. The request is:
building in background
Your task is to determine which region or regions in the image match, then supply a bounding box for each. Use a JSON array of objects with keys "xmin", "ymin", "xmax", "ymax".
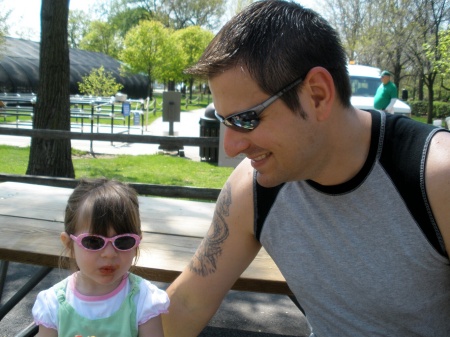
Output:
[{"xmin": 0, "ymin": 37, "xmax": 149, "ymax": 99}]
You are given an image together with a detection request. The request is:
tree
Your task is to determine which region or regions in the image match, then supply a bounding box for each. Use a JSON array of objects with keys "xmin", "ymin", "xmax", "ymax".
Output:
[
  {"xmin": 0, "ymin": 1, "xmax": 11, "ymax": 50},
  {"xmin": 111, "ymin": 0, "xmax": 225, "ymax": 30},
  {"xmin": 173, "ymin": 26, "xmax": 213, "ymax": 99},
  {"xmin": 158, "ymin": 0, "xmax": 226, "ymax": 30},
  {"xmin": 433, "ymin": 28, "xmax": 450, "ymax": 89},
  {"xmin": 26, "ymin": 0, "xmax": 74, "ymax": 178},
  {"xmin": 79, "ymin": 20, "xmax": 121, "ymax": 59},
  {"xmin": 109, "ymin": 4, "xmax": 152, "ymax": 38},
  {"xmin": 68, "ymin": 9, "xmax": 92, "ymax": 49},
  {"xmin": 120, "ymin": 20, "xmax": 171, "ymax": 98},
  {"xmin": 78, "ymin": 66, "xmax": 124, "ymax": 97},
  {"xmin": 323, "ymin": 0, "xmax": 369, "ymax": 62},
  {"xmin": 414, "ymin": 0, "xmax": 450, "ymax": 123},
  {"xmin": 155, "ymin": 31, "xmax": 185, "ymax": 90}
]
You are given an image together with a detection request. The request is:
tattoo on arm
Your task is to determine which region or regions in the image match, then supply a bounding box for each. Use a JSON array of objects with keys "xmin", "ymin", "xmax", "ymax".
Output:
[{"xmin": 189, "ymin": 182, "xmax": 231, "ymax": 276}]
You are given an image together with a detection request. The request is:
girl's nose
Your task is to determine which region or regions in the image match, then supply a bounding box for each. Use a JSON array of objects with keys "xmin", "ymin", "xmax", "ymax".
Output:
[{"xmin": 101, "ymin": 241, "xmax": 117, "ymax": 257}]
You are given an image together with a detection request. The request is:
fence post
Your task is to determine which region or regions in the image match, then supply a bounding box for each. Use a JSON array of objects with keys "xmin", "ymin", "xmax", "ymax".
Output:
[{"xmin": 90, "ymin": 102, "xmax": 95, "ymax": 153}]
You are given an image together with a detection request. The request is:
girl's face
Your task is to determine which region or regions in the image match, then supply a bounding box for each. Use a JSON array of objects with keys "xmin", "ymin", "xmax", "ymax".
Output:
[{"xmin": 61, "ymin": 226, "xmax": 138, "ymax": 296}]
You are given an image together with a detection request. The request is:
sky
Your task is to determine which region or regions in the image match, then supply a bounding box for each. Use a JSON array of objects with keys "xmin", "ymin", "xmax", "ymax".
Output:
[{"xmin": 4, "ymin": 0, "xmax": 324, "ymax": 42}]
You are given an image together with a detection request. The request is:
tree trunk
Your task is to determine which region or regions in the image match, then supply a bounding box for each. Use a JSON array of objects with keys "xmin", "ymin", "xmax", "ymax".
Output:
[
  {"xmin": 426, "ymin": 72, "xmax": 437, "ymax": 125},
  {"xmin": 147, "ymin": 75, "xmax": 153, "ymax": 100},
  {"xmin": 427, "ymin": 82, "xmax": 434, "ymax": 124},
  {"xmin": 418, "ymin": 74, "xmax": 424, "ymax": 101},
  {"xmin": 168, "ymin": 80, "xmax": 175, "ymax": 91},
  {"xmin": 189, "ymin": 77, "xmax": 194, "ymax": 101},
  {"xmin": 26, "ymin": 0, "xmax": 74, "ymax": 178}
]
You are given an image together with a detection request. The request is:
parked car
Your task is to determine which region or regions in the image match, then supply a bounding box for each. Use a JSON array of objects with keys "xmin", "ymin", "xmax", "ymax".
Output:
[{"xmin": 348, "ymin": 64, "xmax": 411, "ymax": 117}]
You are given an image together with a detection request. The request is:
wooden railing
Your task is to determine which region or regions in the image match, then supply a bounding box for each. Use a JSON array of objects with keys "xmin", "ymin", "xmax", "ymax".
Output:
[
  {"xmin": 0, "ymin": 127, "xmax": 218, "ymax": 148},
  {"xmin": 0, "ymin": 127, "xmax": 221, "ymax": 201}
]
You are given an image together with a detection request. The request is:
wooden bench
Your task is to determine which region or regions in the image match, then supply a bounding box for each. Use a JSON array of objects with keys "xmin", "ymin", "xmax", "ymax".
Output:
[{"xmin": 0, "ymin": 181, "xmax": 293, "ymax": 335}]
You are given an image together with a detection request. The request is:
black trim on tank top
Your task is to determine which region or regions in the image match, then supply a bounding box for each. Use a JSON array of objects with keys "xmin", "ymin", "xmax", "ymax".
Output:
[
  {"xmin": 253, "ymin": 110, "xmax": 449, "ymax": 257},
  {"xmin": 253, "ymin": 170, "xmax": 284, "ymax": 242},
  {"xmin": 379, "ymin": 113, "xmax": 448, "ymax": 257}
]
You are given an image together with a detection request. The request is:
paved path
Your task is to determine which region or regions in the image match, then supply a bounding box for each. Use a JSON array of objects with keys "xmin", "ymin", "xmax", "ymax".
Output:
[
  {"xmin": 0, "ymin": 109, "xmax": 207, "ymax": 161},
  {"xmin": 0, "ymin": 110, "xmax": 311, "ymax": 336}
]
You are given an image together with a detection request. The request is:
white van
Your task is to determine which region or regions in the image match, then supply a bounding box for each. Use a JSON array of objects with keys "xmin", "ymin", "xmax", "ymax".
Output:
[{"xmin": 348, "ymin": 64, "xmax": 411, "ymax": 117}]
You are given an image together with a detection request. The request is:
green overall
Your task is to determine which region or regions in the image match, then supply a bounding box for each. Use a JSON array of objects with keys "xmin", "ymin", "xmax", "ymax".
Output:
[{"xmin": 54, "ymin": 274, "xmax": 141, "ymax": 337}]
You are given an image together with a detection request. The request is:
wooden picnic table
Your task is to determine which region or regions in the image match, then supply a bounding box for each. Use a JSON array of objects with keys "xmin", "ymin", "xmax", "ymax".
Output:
[{"xmin": 0, "ymin": 181, "xmax": 291, "ymax": 295}]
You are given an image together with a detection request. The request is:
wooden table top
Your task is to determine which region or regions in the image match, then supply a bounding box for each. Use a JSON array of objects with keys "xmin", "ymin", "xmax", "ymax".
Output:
[{"xmin": 0, "ymin": 182, "xmax": 291, "ymax": 295}]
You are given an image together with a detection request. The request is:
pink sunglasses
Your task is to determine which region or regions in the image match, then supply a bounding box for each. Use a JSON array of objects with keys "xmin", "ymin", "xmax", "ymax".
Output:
[{"xmin": 70, "ymin": 233, "xmax": 140, "ymax": 251}]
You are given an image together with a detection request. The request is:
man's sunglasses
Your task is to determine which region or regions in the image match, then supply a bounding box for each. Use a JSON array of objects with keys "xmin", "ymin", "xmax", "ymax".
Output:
[
  {"xmin": 70, "ymin": 233, "xmax": 141, "ymax": 251},
  {"xmin": 214, "ymin": 76, "xmax": 304, "ymax": 132}
]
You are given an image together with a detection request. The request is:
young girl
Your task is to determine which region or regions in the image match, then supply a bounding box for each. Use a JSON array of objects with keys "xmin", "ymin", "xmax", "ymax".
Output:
[{"xmin": 32, "ymin": 178, "xmax": 170, "ymax": 337}]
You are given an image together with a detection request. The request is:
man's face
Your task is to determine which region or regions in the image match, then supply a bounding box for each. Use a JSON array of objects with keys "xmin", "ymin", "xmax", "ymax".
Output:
[
  {"xmin": 209, "ymin": 67, "xmax": 325, "ymax": 187},
  {"xmin": 381, "ymin": 75, "xmax": 390, "ymax": 84}
]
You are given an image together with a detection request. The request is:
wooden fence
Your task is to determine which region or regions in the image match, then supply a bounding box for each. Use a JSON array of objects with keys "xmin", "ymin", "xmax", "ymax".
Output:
[{"xmin": 0, "ymin": 127, "xmax": 221, "ymax": 201}]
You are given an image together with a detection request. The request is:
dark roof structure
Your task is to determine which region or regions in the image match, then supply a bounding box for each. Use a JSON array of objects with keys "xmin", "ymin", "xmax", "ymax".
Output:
[{"xmin": 0, "ymin": 37, "xmax": 149, "ymax": 99}]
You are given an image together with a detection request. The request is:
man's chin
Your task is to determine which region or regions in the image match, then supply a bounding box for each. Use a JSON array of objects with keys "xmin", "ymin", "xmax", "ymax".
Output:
[{"xmin": 256, "ymin": 174, "xmax": 284, "ymax": 188}]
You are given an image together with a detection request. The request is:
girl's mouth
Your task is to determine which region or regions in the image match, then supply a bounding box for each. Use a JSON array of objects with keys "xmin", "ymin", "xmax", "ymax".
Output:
[{"xmin": 99, "ymin": 266, "xmax": 116, "ymax": 274}]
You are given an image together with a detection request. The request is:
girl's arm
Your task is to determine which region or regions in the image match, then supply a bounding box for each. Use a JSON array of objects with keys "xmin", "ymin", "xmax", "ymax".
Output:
[
  {"xmin": 35, "ymin": 325, "xmax": 58, "ymax": 337},
  {"xmin": 138, "ymin": 315, "xmax": 164, "ymax": 337}
]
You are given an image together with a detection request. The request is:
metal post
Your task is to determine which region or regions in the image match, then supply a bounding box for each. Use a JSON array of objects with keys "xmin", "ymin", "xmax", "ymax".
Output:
[
  {"xmin": 110, "ymin": 102, "xmax": 114, "ymax": 145},
  {"xmin": 0, "ymin": 260, "xmax": 9, "ymax": 301},
  {"xmin": 169, "ymin": 102, "xmax": 174, "ymax": 136},
  {"xmin": 90, "ymin": 103, "xmax": 94, "ymax": 154},
  {"xmin": 0, "ymin": 266, "xmax": 53, "ymax": 321}
]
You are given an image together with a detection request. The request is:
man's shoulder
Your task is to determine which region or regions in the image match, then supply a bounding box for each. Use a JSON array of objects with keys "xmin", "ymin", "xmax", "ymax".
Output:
[{"xmin": 387, "ymin": 81, "xmax": 397, "ymax": 89}]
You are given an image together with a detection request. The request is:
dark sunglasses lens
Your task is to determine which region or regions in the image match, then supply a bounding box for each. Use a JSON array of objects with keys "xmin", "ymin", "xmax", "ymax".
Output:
[
  {"xmin": 114, "ymin": 236, "xmax": 137, "ymax": 250},
  {"xmin": 230, "ymin": 111, "xmax": 259, "ymax": 130},
  {"xmin": 81, "ymin": 236, "xmax": 105, "ymax": 250}
]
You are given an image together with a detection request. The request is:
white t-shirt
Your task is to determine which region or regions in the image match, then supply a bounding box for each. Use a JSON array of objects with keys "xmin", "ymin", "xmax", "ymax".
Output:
[{"xmin": 33, "ymin": 272, "xmax": 170, "ymax": 330}]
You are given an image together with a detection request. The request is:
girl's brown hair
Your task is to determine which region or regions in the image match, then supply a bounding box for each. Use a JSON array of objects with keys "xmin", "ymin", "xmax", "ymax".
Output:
[{"xmin": 61, "ymin": 178, "xmax": 141, "ymax": 270}]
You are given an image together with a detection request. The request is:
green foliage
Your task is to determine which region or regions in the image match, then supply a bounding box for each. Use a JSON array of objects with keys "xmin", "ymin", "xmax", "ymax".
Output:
[
  {"xmin": 0, "ymin": 145, "xmax": 232, "ymax": 189},
  {"xmin": 425, "ymin": 29, "xmax": 450, "ymax": 77},
  {"xmin": 434, "ymin": 101, "xmax": 450, "ymax": 118},
  {"xmin": 78, "ymin": 66, "xmax": 124, "ymax": 97},
  {"xmin": 408, "ymin": 100, "xmax": 450, "ymax": 118},
  {"xmin": 173, "ymin": 26, "xmax": 214, "ymax": 72},
  {"xmin": 109, "ymin": 6, "xmax": 151, "ymax": 38},
  {"xmin": 409, "ymin": 101, "xmax": 428, "ymax": 116},
  {"xmin": 79, "ymin": 21, "xmax": 122, "ymax": 59},
  {"xmin": 120, "ymin": 20, "xmax": 179, "ymax": 84},
  {"xmin": 68, "ymin": 9, "xmax": 91, "ymax": 49}
]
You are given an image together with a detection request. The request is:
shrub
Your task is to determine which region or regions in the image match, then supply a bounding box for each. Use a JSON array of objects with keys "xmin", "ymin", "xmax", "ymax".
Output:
[
  {"xmin": 408, "ymin": 100, "xmax": 450, "ymax": 118},
  {"xmin": 78, "ymin": 66, "xmax": 124, "ymax": 97}
]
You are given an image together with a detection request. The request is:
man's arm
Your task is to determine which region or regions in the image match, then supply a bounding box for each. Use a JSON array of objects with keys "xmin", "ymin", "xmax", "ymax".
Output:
[
  {"xmin": 425, "ymin": 131, "xmax": 450, "ymax": 254},
  {"xmin": 162, "ymin": 159, "xmax": 261, "ymax": 337},
  {"xmin": 385, "ymin": 98, "xmax": 396, "ymax": 114}
]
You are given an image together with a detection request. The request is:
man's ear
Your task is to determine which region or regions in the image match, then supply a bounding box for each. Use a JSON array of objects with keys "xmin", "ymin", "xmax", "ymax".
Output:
[
  {"xmin": 60, "ymin": 232, "xmax": 71, "ymax": 248},
  {"xmin": 302, "ymin": 67, "xmax": 335, "ymax": 121}
]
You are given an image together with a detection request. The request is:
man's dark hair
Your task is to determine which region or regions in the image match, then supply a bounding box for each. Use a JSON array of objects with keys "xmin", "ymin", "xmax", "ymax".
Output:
[{"xmin": 186, "ymin": 0, "xmax": 352, "ymax": 116}]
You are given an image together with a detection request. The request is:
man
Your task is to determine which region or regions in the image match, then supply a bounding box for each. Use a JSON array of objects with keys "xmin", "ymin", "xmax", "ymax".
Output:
[
  {"xmin": 374, "ymin": 70, "xmax": 398, "ymax": 113},
  {"xmin": 162, "ymin": 1, "xmax": 450, "ymax": 336}
]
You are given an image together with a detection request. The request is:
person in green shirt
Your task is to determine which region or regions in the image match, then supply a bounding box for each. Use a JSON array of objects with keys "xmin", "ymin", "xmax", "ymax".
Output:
[{"xmin": 374, "ymin": 70, "xmax": 398, "ymax": 113}]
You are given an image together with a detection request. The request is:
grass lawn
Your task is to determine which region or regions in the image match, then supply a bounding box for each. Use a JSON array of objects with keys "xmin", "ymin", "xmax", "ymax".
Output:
[{"xmin": 0, "ymin": 145, "xmax": 233, "ymax": 189}]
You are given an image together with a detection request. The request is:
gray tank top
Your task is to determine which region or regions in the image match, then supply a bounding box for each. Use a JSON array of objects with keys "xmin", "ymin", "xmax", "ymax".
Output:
[{"xmin": 254, "ymin": 110, "xmax": 450, "ymax": 336}]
